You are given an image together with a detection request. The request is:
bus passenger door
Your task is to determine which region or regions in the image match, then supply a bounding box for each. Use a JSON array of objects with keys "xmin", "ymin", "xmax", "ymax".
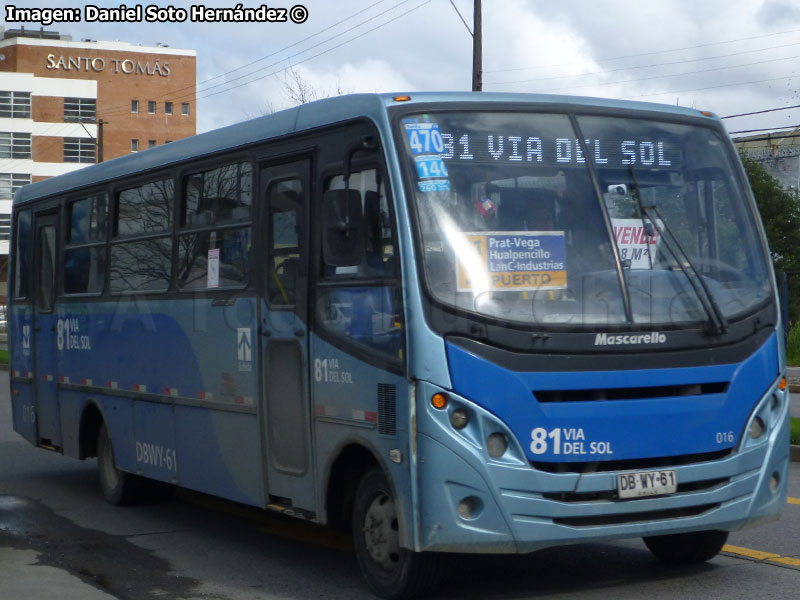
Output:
[
  {"xmin": 259, "ymin": 159, "xmax": 316, "ymax": 514},
  {"xmin": 32, "ymin": 213, "xmax": 62, "ymax": 449}
]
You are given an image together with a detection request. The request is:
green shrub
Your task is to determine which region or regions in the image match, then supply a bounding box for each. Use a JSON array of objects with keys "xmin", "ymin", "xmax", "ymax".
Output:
[{"xmin": 787, "ymin": 324, "xmax": 800, "ymax": 366}]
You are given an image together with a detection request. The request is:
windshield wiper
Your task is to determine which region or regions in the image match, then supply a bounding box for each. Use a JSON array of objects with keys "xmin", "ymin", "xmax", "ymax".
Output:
[{"xmin": 628, "ymin": 166, "xmax": 728, "ymax": 335}]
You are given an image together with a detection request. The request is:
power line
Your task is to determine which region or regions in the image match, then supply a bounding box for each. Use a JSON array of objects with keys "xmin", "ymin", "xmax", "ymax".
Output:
[
  {"xmin": 485, "ymin": 28, "xmax": 800, "ymax": 74},
  {"xmin": 621, "ymin": 74, "xmax": 797, "ymax": 99},
  {"xmin": 524, "ymin": 53, "xmax": 800, "ymax": 94},
  {"xmin": 732, "ymin": 132, "xmax": 800, "ymax": 141},
  {"xmin": 487, "ymin": 40, "xmax": 800, "ymax": 86},
  {"xmin": 194, "ymin": 0, "xmax": 392, "ymax": 88},
  {"xmin": 729, "ymin": 124, "xmax": 800, "ymax": 134},
  {"xmin": 721, "ymin": 103, "xmax": 800, "ymax": 119},
  {"xmin": 188, "ymin": 0, "xmax": 434, "ymax": 104},
  {"xmin": 99, "ymin": 0, "xmax": 416, "ymax": 120}
]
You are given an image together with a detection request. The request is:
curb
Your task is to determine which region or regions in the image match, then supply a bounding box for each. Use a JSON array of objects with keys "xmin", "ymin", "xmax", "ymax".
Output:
[{"xmin": 792, "ymin": 445, "xmax": 800, "ymax": 463}]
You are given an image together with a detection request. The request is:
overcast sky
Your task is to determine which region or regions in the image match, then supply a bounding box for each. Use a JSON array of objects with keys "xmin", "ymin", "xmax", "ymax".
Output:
[{"xmin": 3, "ymin": 0, "xmax": 800, "ymax": 135}]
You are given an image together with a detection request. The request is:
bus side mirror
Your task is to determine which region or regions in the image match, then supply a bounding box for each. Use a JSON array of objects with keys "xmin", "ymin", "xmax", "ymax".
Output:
[{"xmin": 323, "ymin": 189, "xmax": 365, "ymax": 267}]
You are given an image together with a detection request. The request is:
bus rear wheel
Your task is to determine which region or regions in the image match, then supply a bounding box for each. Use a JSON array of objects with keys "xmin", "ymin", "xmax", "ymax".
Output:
[
  {"xmin": 643, "ymin": 530, "xmax": 729, "ymax": 564},
  {"xmin": 352, "ymin": 468, "xmax": 441, "ymax": 599},
  {"xmin": 97, "ymin": 423, "xmax": 139, "ymax": 506}
]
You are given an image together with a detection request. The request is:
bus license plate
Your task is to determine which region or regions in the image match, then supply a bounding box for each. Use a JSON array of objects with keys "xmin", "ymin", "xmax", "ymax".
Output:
[{"xmin": 617, "ymin": 470, "xmax": 677, "ymax": 499}]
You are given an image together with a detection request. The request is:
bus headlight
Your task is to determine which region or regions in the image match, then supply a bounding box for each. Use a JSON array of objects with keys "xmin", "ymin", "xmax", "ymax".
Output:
[
  {"xmin": 450, "ymin": 409, "xmax": 469, "ymax": 430},
  {"xmin": 487, "ymin": 433, "xmax": 508, "ymax": 458},
  {"xmin": 748, "ymin": 416, "xmax": 765, "ymax": 439}
]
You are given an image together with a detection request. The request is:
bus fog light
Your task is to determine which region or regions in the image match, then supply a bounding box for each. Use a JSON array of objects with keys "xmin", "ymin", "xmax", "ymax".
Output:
[
  {"xmin": 450, "ymin": 409, "xmax": 469, "ymax": 430},
  {"xmin": 770, "ymin": 473, "xmax": 780, "ymax": 493},
  {"xmin": 748, "ymin": 416, "xmax": 765, "ymax": 439},
  {"xmin": 486, "ymin": 433, "xmax": 508, "ymax": 458},
  {"xmin": 457, "ymin": 496, "xmax": 481, "ymax": 520}
]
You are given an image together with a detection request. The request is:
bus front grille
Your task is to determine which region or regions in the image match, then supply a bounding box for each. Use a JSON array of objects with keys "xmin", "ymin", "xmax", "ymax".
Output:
[
  {"xmin": 533, "ymin": 382, "xmax": 728, "ymax": 403},
  {"xmin": 553, "ymin": 503, "xmax": 720, "ymax": 527},
  {"xmin": 542, "ymin": 478, "xmax": 729, "ymax": 503},
  {"xmin": 531, "ymin": 448, "xmax": 732, "ymax": 474}
]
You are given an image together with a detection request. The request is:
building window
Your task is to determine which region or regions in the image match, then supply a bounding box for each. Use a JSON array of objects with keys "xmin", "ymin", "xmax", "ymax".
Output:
[
  {"xmin": 181, "ymin": 103, "xmax": 190, "ymax": 116},
  {"xmin": 165, "ymin": 102, "xmax": 173, "ymax": 115},
  {"xmin": 132, "ymin": 99, "xmax": 139, "ymax": 113},
  {"xmin": 64, "ymin": 137, "xmax": 96, "ymax": 163},
  {"xmin": 148, "ymin": 101, "xmax": 156, "ymax": 114},
  {"xmin": 148, "ymin": 140, "xmax": 156, "ymax": 149},
  {"xmin": 0, "ymin": 213, "xmax": 10, "ymax": 241},
  {"xmin": 131, "ymin": 139, "xmax": 139, "ymax": 153},
  {"xmin": 0, "ymin": 91, "xmax": 31, "ymax": 118},
  {"xmin": 0, "ymin": 173, "xmax": 31, "ymax": 201},
  {"xmin": 0, "ymin": 132, "xmax": 32, "ymax": 159},
  {"xmin": 64, "ymin": 97, "xmax": 96, "ymax": 122},
  {"xmin": 165, "ymin": 140, "xmax": 173, "ymax": 144}
]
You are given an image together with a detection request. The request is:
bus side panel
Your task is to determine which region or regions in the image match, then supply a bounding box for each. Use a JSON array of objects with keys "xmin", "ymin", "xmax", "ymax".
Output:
[
  {"xmin": 174, "ymin": 407, "xmax": 263, "ymax": 506},
  {"xmin": 11, "ymin": 383, "xmax": 36, "ymax": 445},
  {"xmin": 311, "ymin": 335, "xmax": 415, "ymax": 546},
  {"xmin": 9, "ymin": 304, "xmax": 36, "ymax": 445},
  {"xmin": 58, "ymin": 389, "xmax": 88, "ymax": 458},
  {"xmin": 53, "ymin": 298, "xmax": 262, "ymax": 506},
  {"xmin": 34, "ymin": 312, "xmax": 61, "ymax": 447},
  {"xmin": 97, "ymin": 395, "xmax": 136, "ymax": 467},
  {"xmin": 133, "ymin": 401, "xmax": 178, "ymax": 482}
]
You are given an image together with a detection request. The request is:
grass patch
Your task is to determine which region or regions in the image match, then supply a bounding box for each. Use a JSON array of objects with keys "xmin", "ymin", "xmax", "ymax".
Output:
[
  {"xmin": 787, "ymin": 324, "xmax": 800, "ymax": 366},
  {"xmin": 792, "ymin": 417, "xmax": 800, "ymax": 445},
  {"xmin": 0, "ymin": 349, "xmax": 7, "ymax": 365}
]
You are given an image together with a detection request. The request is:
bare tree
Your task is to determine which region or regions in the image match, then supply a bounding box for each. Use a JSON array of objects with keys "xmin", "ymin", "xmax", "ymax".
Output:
[{"xmin": 280, "ymin": 64, "xmax": 318, "ymax": 105}]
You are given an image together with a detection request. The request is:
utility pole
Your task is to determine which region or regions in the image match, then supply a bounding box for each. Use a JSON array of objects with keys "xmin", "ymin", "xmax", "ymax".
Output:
[
  {"xmin": 97, "ymin": 119, "xmax": 104, "ymax": 163},
  {"xmin": 472, "ymin": 0, "xmax": 482, "ymax": 91}
]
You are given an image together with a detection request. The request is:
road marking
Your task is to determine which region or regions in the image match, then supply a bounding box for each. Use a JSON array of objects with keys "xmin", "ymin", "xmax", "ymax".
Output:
[
  {"xmin": 787, "ymin": 497, "xmax": 800, "ymax": 505},
  {"xmin": 723, "ymin": 545, "xmax": 779, "ymax": 561},
  {"xmin": 723, "ymin": 545, "xmax": 800, "ymax": 569},
  {"xmin": 770, "ymin": 556, "xmax": 800, "ymax": 567}
]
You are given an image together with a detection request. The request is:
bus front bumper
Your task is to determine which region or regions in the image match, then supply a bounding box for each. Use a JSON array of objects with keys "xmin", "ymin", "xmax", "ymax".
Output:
[{"xmin": 414, "ymin": 386, "xmax": 789, "ymax": 554}]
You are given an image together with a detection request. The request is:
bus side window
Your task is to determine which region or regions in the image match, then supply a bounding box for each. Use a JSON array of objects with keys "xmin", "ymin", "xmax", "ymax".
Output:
[
  {"xmin": 316, "ymin": 168, "xmax": 403, "ymax": 364},
  {"xmin": 13, "ymin": 209, "xmax": 31, "ymax": 300},
  {"xmin": 36, "ymin": 224, "xmax": 56, "ymax": 312},
  {"xmin": 268, "ymin": 178, "xmax": 302, "ymax": 306},
  {"xmin": 323, "ymin": 169, "xmax": 395, "ymax": 278},
  {"xmin": 177, "ymin": 161, "xmax": 252, "ymax": 291},
  {"xmin": 110, "ymin": 178, "xmax": 174, "ymax": 294},
  {"xmin": 64, "ymin": 193, "xmax": 107, "ymax": 295}
]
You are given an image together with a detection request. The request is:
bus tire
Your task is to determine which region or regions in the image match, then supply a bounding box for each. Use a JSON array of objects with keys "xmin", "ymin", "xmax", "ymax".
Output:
[
  {"xmin": 352, "ymin": 468, "xmax": 441, "ymax": 599},
  {"xmin": 643, "ymin": 530, "xmax": 729, "ymax": 564},
  {"xmin": 97, "ymin": 423, "xmax": 139, "ymax": 506}
]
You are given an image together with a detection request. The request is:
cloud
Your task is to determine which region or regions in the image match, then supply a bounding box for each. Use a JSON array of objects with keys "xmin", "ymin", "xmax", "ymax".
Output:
[{"xmin": 757, "ymin": 1, "xmax": 800, "ymax": 26}]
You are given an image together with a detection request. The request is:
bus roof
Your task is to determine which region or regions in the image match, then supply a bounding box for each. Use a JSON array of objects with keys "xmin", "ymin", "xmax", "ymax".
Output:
[{"xmin": 13, "ymin": 91, "xmax": 716, "ymax": 206}]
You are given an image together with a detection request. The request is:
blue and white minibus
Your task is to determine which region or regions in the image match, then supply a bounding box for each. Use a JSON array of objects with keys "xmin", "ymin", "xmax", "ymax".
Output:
[{"xmin": 9, "ymin": 92, "xmax": 788, "ymax": 598}]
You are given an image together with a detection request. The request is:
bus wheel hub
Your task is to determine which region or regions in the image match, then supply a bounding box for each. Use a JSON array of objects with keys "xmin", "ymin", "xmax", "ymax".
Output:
[{"xmin": 363, "ymin": 492, "xmax": 400, "ymax": 570}]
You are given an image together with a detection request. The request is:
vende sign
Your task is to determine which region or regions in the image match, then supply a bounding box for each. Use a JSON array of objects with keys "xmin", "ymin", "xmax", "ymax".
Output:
[{"xmin": 46, "ymin": 54, "xmax": 171, "ymax": 76}]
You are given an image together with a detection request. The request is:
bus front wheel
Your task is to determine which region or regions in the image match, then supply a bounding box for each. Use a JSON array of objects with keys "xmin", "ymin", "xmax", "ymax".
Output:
[
  {"xmin": 352, "ymin": 468, "xmax": 441, "ymax": 599},
  {"xmin": 97, "ymin": 423, "xmax": 139, "ymax": 505},
  {"xmin": 643, "ymin": 530, "xmax": 729, "ymax": 564}
]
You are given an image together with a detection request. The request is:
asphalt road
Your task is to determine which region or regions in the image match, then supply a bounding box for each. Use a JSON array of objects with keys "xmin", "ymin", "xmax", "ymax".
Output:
[{"xmin": 2, "ymin": 371, "xmax": 800, "ymax": 599}]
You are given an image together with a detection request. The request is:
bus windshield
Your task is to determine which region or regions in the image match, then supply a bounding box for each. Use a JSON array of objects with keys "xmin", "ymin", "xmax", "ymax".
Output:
[{"xmin": 397, "ymin": 111, "xmax": 772, "ymax": 329}]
